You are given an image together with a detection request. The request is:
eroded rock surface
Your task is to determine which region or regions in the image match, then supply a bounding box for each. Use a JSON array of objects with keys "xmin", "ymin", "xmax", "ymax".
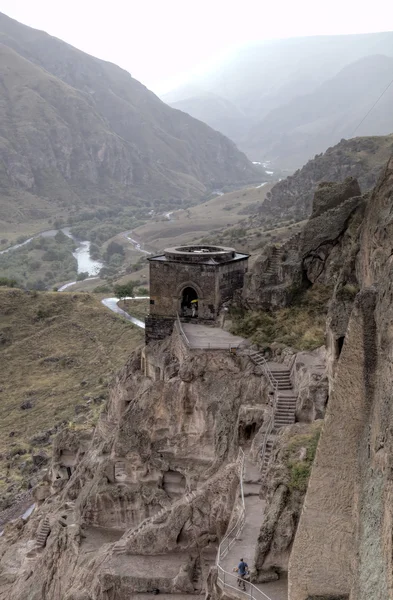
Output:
[
  {"xmin": 289, "ymin": 157, "xmax": 393, "ymax": 599},
  {"xmin": 0, "ymin": 329, "xmax": 269, "ymax": 599}
]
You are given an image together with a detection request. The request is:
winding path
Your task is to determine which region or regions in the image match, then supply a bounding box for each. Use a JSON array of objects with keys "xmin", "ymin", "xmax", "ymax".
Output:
[{"xmin": 101, "ymin": 297, "xmax": 147, "ymax": 329}]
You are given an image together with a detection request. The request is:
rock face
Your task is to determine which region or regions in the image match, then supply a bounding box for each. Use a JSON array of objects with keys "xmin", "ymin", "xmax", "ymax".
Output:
[
  {"xmin": 243, "ymin": 176, "xmax": 365, "ymax": 313},
  {"xmin": 0, "ymin": 12, "xmax": 258, "ymax": 225},
  {"xmin": 252, "ymin": 422, "xmax": 322, "ymax": 582},
  {"xmin": 249, "ymin": 136, "xmax": 393, "ymax": 228},
  {"xmin": 0, "ymin": 329, "xmax": 269, "ymax": 599},
  {"xmin": 289, "ymin": 157, "xmax": 393, "ymax": 599}
]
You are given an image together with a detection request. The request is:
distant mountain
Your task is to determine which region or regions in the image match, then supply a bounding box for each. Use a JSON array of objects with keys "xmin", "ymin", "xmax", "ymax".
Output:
[
  {"xmin": 245, "ymin": 55, "xmax": 393, "ymax": 168},
  {"xmin": 170, "ymin": 93, "xmax": 252, "ymax": 141},
  {"xmin": 0, "ymin": 12, "xmax": 259, "ymax": 229},
  {"xmin": 164, "ymin": 33, "xmax": 393, "ymax": 166}
]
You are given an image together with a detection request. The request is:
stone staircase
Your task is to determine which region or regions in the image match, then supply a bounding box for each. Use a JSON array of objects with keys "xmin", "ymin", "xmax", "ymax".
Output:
[
  {"xmin": 248, "ymin": 352, "xmax": 297, "ymax": 478},
  {"xmin": 113, "ymin": 490, "xmax": 199, "ymax": 555},
  {"xmin": 35, "ymin": 517, "xmax": 50, "ymax": 548},
  {"xmin": 266, "ymin": 247, "xmax": 280, "ymax": 276}
]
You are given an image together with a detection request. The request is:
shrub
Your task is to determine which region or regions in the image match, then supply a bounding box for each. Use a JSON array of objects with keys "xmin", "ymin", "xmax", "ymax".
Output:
[
  {"xmin": 76, "ymin": 272, "xmax": 89, "ymax": 281},
  {"xmin": 286, "ymin": 428, "xmax": 321, "ymax": 492},
  {"xmin": 336, "ymin": 283, "xmax": 359, "ymax": 302},
  {"xmin": 93, "ymin": 284, "xmax": 112, "ymax": 293},
  {"xmin": 114, "ymin": 282, "xmax": 135, "ymax": 300},
  {"xmin": 0, "ymin": 277, "xmax": 19, "ymax": 288}
]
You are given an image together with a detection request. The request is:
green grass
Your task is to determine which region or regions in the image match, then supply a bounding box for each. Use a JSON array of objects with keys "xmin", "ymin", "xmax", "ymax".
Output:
[
  {"xmin": 284, "ymin": 424, "xmax": 322, "ymax": 492},
  {"xmin": 119, "ymin": 299, "xmax": 149, "ymax": 321},
  {"xmin": 231, "ymin": 284, "xmax": 332, "ymax": 351},
  {"xmin": 0, "ymin": 288, "xmax": 143, "ymax": 507}
]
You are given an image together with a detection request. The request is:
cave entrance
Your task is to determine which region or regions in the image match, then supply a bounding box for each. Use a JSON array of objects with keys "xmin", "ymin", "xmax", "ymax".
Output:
[
  {"xmin": 336, "ymin": 336, "xmax": 345, "ymax": 358},
  {"xmin": 244, "ymin": 423, "xmax": 257, "ymax": 441},
  {"xmin": 162, "ymin": 470, "xmax": 186, "ymax": 499},
  {"xmin": 239, "ymin": 422, "xmax": 257, "ymax": 446},
  {"xmin": 181, "ymin": 287, "xmax": 198, "ymax": 318}
]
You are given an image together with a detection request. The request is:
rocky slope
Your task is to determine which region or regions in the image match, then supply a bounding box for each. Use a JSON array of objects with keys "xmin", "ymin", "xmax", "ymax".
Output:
[
  {"xmin": 0, "ymin": 329, "xmax": 271, "ymax": 599},
  {"xmin": 2, "ymin": 158, "xmax": 393, "ymax": 599},
  {"xmin": 245, "ymin": 135, "xmax": 393, "ymax": 229},
  {"xmin": 0, "ymin": 288, "xmax": 143, "ymax": 520},
  {"xmin": 242, "ymin": 155, "xmax": 393, "ymax": 598},
  {"xmin": 0, "ymin": 12, "xmax": 258, "ymax": 231}
]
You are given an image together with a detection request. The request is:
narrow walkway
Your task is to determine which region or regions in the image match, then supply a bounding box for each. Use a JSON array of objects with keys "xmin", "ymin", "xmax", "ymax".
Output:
[
  {"xmin": 101, "ymin": 296, "xmax": 147, "ymax": 329},
  {"xmin": 220, "ymin": 456, "xmax": 288, "ymax": 600},
  {"xmin": 181, "ymin": 322, "xmax": 244, "ymax": 349},
  {"xmin": 221, "ymin": 457, "xmax": 264, "ymax": 575}
]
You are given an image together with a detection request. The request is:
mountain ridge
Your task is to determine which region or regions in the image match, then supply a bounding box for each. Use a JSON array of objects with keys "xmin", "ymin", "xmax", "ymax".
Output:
[
  {"xmin": 0, "ymin": 12, "xmax": 259, "ymax": 233},
  {"xmin": 165, "ymin": 32, "xmax": 393, "ymax": 166}
]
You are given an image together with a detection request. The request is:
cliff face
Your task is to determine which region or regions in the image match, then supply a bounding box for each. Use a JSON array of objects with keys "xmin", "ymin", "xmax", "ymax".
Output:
[
  {"xmin": 243, "ymin": 176, "xmax": 365, "ymax": 312},
  {"xmin": 0, "ymin": 12, "xmax": 258, "ymax": 226},
  {"xmin": 0, "ymin": 331, "xmax": 269, "ymax": 599},
  {"xmin": 249, "ymin": 136, "xmax": 393, "ymax": 229},
  {"xmin": 289, "ymin": 158, "xmax": 393, "ymax": 599}
]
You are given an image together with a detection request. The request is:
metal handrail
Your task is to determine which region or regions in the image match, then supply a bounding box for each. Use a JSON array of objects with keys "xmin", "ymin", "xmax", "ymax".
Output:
[
  {"xmin": 242, "ymin": 350, "xmax": 279, "ymax": 473},
  {"xmin": 216, "ymin": 448, "xmax": 273, "ymax": 600},
  {"xmin": 176, "ymin": 313, "xmax": 191, "ymax": 346},
  {"xmin": 216, "ymin": 449, "xmax": 245, "ymax": 565},
  {"xmin": 217, "ymin": 566, "xmax": 274, "ymax": 600}
]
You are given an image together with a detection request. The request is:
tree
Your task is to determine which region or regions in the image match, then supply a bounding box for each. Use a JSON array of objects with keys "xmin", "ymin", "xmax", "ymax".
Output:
[
  {"xmin": 114, "ymin": 282, "xmax": 135, "ymax": 300},
  {"xmin": 77, "ymin": 272, "xmax": 89, "ymax": 281},
  {"xmin": 105, "ymin": 241, "xmax": 125, "ymax": 261}
]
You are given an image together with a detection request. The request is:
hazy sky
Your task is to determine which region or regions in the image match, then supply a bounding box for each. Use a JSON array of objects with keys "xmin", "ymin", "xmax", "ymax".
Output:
[{"xmin": 1, "ymin": 0, "xmax": 392, "ymax": 93}]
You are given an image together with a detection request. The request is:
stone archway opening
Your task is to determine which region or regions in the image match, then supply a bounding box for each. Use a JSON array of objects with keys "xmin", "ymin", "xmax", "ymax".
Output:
[{"xmin": 181, "ymin": 286, "xmax": 198, "ymax": 318}]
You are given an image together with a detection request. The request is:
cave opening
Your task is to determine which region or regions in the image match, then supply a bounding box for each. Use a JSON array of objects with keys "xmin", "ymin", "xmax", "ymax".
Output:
[
  {"xmin": 239, "ymin": 422, "xmax": 258, "ymax": 445},
  {"xmin": 244, "ymin": 422, "xmax": 257, "ymax": 441},
  {"xmin": 336, "ymin": 336, "xmax": 345, "ymax": 357}
]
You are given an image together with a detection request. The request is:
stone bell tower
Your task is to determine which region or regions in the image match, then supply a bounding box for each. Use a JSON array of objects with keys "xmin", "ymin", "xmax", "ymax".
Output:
[{"xmin": 145, "ymin": 244, "xmax": 249, "ymax": 343}]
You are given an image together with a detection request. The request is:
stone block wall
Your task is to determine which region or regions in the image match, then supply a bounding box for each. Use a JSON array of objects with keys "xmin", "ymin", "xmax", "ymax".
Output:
[
  {"xmin": 149, "ymin": 261, "xmax": 216, "ymax": 320},
  {"xmin": 217, "ymin": 260, "xmax": 248, "ymax": 306},
  {"xmin": 145, "ymin": 315, "xmax": 175, "ymax": 344}
]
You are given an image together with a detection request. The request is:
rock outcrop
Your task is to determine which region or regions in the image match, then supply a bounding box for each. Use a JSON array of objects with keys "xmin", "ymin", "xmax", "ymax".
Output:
[
  {"xmin": 252, "ymin": 422, "xmax": 322, "ymax": 582},
  {"xmin": 249, "ymin": 135, "xmax": 393, "ymax": 227},
  {"xmin": 289, "ymin": 157, "xmax": 393, "ymax": 599},
  {"xmin": 243, "ymin": 176, "xmax": 365, "ymax": 313},
  {"xmin": 0, "ymin": 329, "xmax": 269, "ymax": 599}
]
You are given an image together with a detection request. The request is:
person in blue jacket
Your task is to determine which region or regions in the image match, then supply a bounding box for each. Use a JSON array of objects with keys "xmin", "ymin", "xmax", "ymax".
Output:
[{"xmin": 237, "ymin": 558, "xmax": 248, "ymax": 590}]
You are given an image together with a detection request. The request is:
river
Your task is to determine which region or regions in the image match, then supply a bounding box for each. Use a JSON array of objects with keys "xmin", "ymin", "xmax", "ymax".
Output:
[{"xmin": 0, "ymin": 227, "xmax": 103, "ymax": 277}]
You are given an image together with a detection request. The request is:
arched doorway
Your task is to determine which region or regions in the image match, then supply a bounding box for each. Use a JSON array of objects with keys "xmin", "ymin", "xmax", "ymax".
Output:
[{"xmin": 181, "ymin": 286, "xmax": 198, "ymax": 318}]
